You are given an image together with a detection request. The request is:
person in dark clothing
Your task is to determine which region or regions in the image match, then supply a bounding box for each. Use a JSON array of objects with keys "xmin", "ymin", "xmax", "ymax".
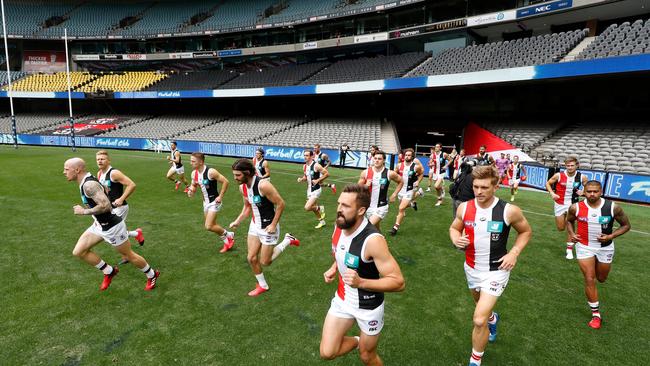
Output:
[
  {"xmin": 449, "ymin": 158, "xmax": 477, "ymax": 218},
  {"xmin": 339, "ymin": 143, "xmax": 350, "ymax": 168}
]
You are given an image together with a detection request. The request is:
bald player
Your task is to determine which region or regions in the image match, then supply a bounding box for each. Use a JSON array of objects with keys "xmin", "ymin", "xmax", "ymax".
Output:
[{"xmin": 64, "ymin": 158, "xmax": 159, "ymax": 291}]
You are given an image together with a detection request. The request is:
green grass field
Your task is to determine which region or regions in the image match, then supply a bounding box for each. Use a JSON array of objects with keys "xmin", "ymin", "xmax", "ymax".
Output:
[{"xmin": 1, "ymin": 145, "xmax": 649, "ymax": 366}]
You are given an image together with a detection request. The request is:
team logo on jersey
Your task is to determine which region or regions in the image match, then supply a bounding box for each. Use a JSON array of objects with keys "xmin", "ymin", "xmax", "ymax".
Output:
[
  {"xmin": 380, "ymin": 178, "xmax": 388, "ymax": 185},
  {"xmin": 487, "ymin": 221, "xmax": 504, "ymax": 233},
  {"xmin": 598, "ymin": 216, "xmax": 612, "ymax": 224},
  {"xmin": 479, "ymin": 217, "xmax": 487, "ymax": 221},
  {"xmin": 345, "ymin": 253, "xmax": 360, "ymax": 269},
  {"xmin": 464, "ymin": 221, "xmax": 476, "ymax": 227},
  {"xmin": 253, "ymin": 195, "xmax": 262, "ymax": 204},
  {"xmin": 573, "ymin": 182, "xmax": 581, "ymax": 188}
]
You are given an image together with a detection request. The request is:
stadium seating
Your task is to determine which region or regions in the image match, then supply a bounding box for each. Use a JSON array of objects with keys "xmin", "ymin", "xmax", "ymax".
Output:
[
  {"xmin": 1, "ymin": 1, "xmax": 75, "ymax": 36},
  {"xmin": 253, "ymin": 117, "xmax": 382, "ymax": 151},
  {"xmin": 576, "ymin": 19, "xmax": 650, "ymax": 60},
  {"xmin": 4, "ymin": 72, "xmax": 96, "ymax": 92},
  {"xmin": 145, "ymin": 70, "xmax": 238, "ymax": 91},
  {"xmin": 177, "ymin": 116, "xmax": 308, "ymax": 143},
  {"xmin": 263, "ymin": 0, "xmax": 393, "ymax": 25},
  {"xmin": 186, "ymin": 0, "xmax": 277, "ymax": 32},
  {"xmin": 0, "ymin": 113, "xmax": 77, "ymax": 134},
  {"xmin": 39, "ymin": 2, "xmax": 153, "ymax": 38},
  {"xmin": 482, "ymin": 121, "xmax": 566, "ymax": 151},
  {"xmin": 76, "ymin": 72, "xmax": 167, "ymax": 92},
  {"xmin": 303, "ymin": 52, "xmax": 429, "ymax": 85},
  {"xmin": 408, "ymin": 29, "xmax": 589, "ymax": 77},
  {"xmin": 98, "ymin": 115, "xmax": 226, "ymax": 139},
  {"xmin": 115, "ymin": 2, "xmax": 214, "ymax": 37},
  {"xmin": 530, "ymin": 123, "xmax": 650, "ymax": 174},
  {"xmin": 0, "ymin": 71, "xmax": 27, "ymax": 87},
  {"xmin": 221, "ymin": 62, "xmax": 330, "ymax": 89}
]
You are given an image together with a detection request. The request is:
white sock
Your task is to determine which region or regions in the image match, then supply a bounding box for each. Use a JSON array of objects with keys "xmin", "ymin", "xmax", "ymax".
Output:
[
  {"xmin": 488, "ymin": 312, "xmax": 497, "ymax": 325},
  {"xmin": 220, "ymin": 231, "xmax": 233, "ymax": 243},
  {"xmin": 95, "ymin": 260, "xmax": 114, "ymax": 275},
  {"xmin": 255, "ymin": 273, "xmax": 269, "ymax": 289},
  {"xmin": 140, "ymin": 264, "xmax": 155, "ymax": 278},
  {"xmin": 128, "ymin": 230, "xmax": 138, "ymax": 237},
  {"xmin": 272, "ymin": 237, "xmax": 291, "ymax": 260},
  {"xmin": 470, "ymin": 349, "xmax": 484, "ymax": 365},
  {"xmin": 566, "ymin": 242, "xmax": 574, "ymax": 250},
  {"xmin": 354, "ymin": 336, "xmax": 360, "ymax": 349}
]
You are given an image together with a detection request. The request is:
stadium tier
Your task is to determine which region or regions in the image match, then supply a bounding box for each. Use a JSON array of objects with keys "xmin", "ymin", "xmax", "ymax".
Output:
[
  {"xmin": 408, "ymin": 29, "xmax": 588, "ymax": 77},
  {"xmin": 98, "ymin": 115, "xmax": 227, "ymax": 139},
  {"xmin": 302, "ymin": 52, "xmax": 430, "ymax": 85},
  {"xmin": 481, "ymin": 122, "xmax": 566, "ymax": 151},
  {"xmin": 1, "ymin": 0, "xmax": 409, "ymax": 38},
  {"xmin": 0, "ymin": 113, "xmax": 75, "ymax": 133},
  {"xmin": 75, "ymin": 71, "xmax": 167, "ymax": 92},
  {"xmin": 0, "ymin": 71, "xmax": 27, "ymax": 87},
  {"xmin": 4, "ymin": 72, "xmax": 96, "ymax": 92},
  {"xmin": 144, "ymin": 70, "xmax": 238, "ymax": 91},
  {"xmin": 576, "ymin": 19, "xmax": 650, "ymax": 60},
  {"xmin": 530, "ymin": 123, "xmax": 650, "ymax": 174},
  {"xmin": 252, "ymin": 117, "xmax": 383, "ymax": 151},
  {"xmin": 175, "ymin": 116, "xmax": 308, "ymax": 143},
  {"xmin": 220, "ymin": 62, "xmax": 330, "ymax": 89}
]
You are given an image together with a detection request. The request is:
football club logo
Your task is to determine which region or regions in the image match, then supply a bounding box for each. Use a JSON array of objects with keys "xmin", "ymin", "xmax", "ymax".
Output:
[
  {"xmin": 203, "ymin": 179, "xmax": 209, "ymax": 185},
  {"xmin": 598, "ymin": 216, "xmax": 612, "ymax": 224},
  {"xmin": 253, "ymin": 195, "xmax": 262, "ymax": 204}
]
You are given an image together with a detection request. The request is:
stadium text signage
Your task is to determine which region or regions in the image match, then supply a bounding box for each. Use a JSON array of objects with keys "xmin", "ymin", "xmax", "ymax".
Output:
[
  {"xmin": 516, "ymin": 0, "xmax": 573, "ymax": 18},
  {"xmin": 467, "ymin": 10, "xmax": 516, "ymax": 27}
]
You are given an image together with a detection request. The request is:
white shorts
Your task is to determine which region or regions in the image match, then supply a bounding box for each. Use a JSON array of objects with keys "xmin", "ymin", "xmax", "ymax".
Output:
[
  {"xmin": 307, "ymin": 188, "xmax": 322, "ymax": 200},
  {"xmin": 509, "ymin": 178, "xmax": 520, "ymax": 187},
  {"xmin": 429, "ymin": 173, "xmax": 444, "ymax": 181},
  {"xmin": 576, "ymin": 243, "xmax": 615, "ymax": 264},
  {"xmin": 327, "ymin": 296, "xmax": 385, "ymax": 336},
  {"xmin": 554, "ymin": 202, "xmax": 570, "ymax": 217},
  {"xmin": 248, "ymin": 223, "xmax": 280, "ymax": 245},
  {"xmin": 86, "ymin": 220, "xmax": 129, "ymax": 247},
  {"xmin": 366, "ymin": 205, "xmax": 389, "ymax": 220},
  {"xmin": 398, "ymin": 190, "xmax": 414, "ymax": 201},
  {"xmin": 203, "ymin": 200, "xmax": 223, "ymax": 213},
  {"xmin": 175, "ymin": 166, "xmax": 185, "ymax": 175},
  {"xmin": 464, "ymin": 262, "xmax": 510, "ymax": 297},
  {"xmin": 112, "ymin": 204, "xmax": 129, "ymax": 220}
]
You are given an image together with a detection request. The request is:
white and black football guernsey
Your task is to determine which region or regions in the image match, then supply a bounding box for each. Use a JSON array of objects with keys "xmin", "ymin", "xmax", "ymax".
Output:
[
  {"xmin": 98, "ymin": 167, "xmax": 126, "ymax": 206},
  {"xmin": 80, "ymin": 173, "xmax": 122, "ymax": 231},
  {"xmin": 193, "ymin": 165, "xmax": 220, "ymax": 204},
  {"xmin": 242, "ymin": 176, "xmax": 276, "ymax": 229},
  {"xmin": 331, "ymin": 219, "xmax": 384, "ymax": 310}
]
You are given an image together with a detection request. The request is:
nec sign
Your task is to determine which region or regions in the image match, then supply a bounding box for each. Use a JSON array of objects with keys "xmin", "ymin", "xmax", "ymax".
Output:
[{"xmin": 516, "ymin": 0, "xmax": 572, "ymax": 18}]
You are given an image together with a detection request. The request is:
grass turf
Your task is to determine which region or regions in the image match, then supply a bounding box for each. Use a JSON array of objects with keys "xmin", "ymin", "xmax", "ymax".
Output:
[{"xmin": 1, "ymin": 145, "xmax": 649, "ymax": 365}]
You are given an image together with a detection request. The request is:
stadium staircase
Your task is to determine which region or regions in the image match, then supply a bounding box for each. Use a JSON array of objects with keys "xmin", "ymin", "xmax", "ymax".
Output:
[
  {"xmin": 380, "ymin": 120, "xmax": 399, "ymax": 154},
  {"xmin": 561, "ymin": 36, "xmax": 597, "ymax": 62}
]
